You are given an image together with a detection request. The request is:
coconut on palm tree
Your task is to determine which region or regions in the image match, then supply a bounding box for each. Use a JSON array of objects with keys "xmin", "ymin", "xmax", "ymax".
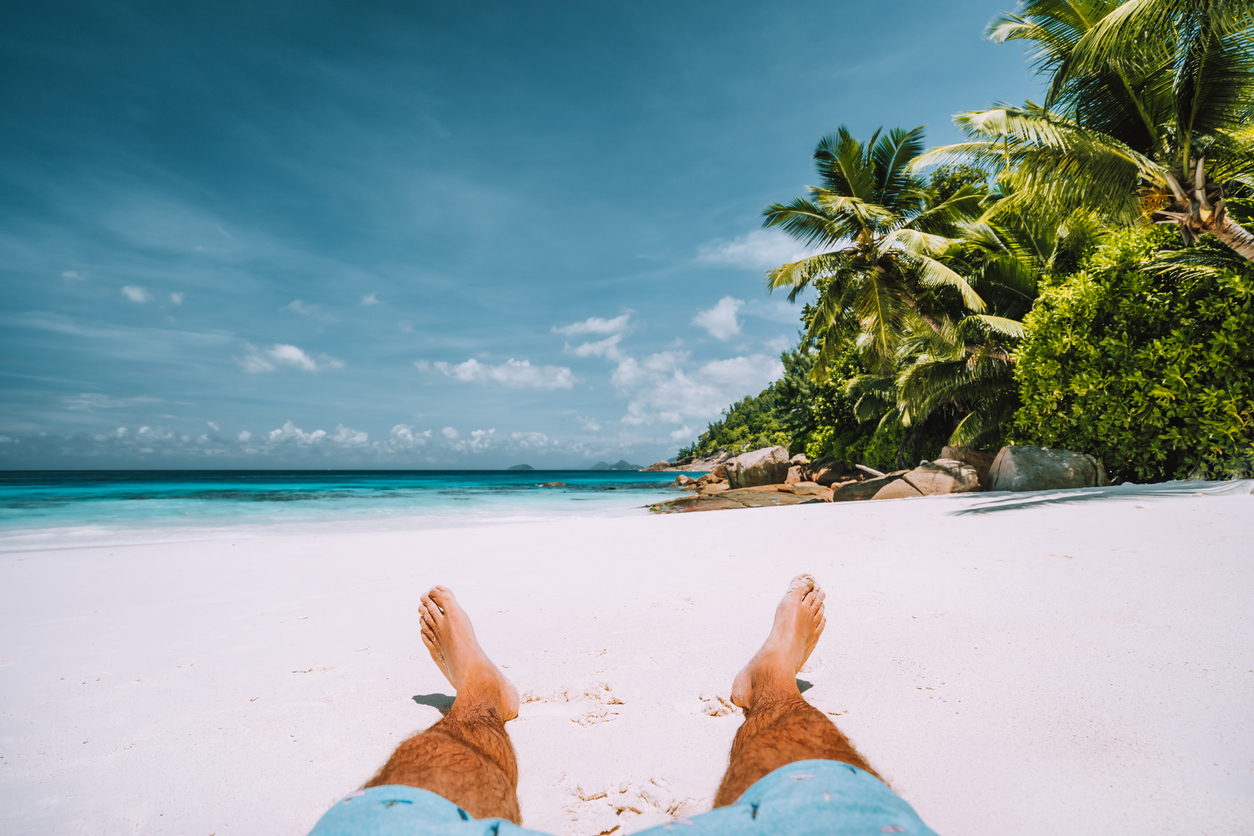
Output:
[{"xmin": 918, "ymin": 0, "xmax": 1254, "ymax": 259}]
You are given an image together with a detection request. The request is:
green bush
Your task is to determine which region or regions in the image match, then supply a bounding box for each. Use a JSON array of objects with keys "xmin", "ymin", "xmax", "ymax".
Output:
[
  {"xmin": 1013, "ymin": 228, "xmax": 1254, "ymax": 482},
  {"xmin": 678, "ymin": 390, "xmax": 790, "ymax": 458}
]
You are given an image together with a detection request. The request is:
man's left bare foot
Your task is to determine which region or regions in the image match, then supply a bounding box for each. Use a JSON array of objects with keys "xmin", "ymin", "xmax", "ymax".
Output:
[
  {"xmin": 730, "ymin": 574, "xmax": 826, "ymax": 710},
  {"xmin": 419, "ymin": 586, "xmax": 520, "ymax": 720}
]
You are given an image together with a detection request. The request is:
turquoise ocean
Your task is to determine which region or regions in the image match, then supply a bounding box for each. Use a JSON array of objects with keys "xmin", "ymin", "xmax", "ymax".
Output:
[{"xmin": 0, "ymin": 470, "xmax": 692, "ymax": 548}]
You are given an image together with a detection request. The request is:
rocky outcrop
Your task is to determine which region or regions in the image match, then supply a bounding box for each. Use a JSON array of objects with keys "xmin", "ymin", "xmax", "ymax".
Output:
[
  {"xmin": 725, "ymin": 446, "xmax": 790, "ymax": 489},
  {"xmin": 831, "ymin": 472, "xmax": 908, "ymax": 502},
  {"xmin": 648, "ymin": 482, "xmax": 831, "ymax": 513},
  {"xmin": 785, "ymin": 482, "xmax": 834, "ymax": 500},
  {"xmin": 651, "ymin": 495, "xmax": 749, "ymax": 513},
  {"xmin": 642, "ymin": 451, "xmax": 732, "ymax": 472},
  {"xmin": 901, "ymin": 459, "xmax": 981, "ymax": 495},
  {"xmin": 652, "ymin": 441, "xmax": 1112, "ymax": 511},
  {"xmin": 721, "ymin": 486, "xmax": 816, "ymax": 508},
  {"xmin": 987, "ymin": 445, "xmax": 1110, "ymax": 492},
  {"xmin": 873, "ymin": 479, "xmax": 923, "ymax": 500},
  {"xmin": 939, "ymin": 446, "xmax": 997, "ymax": 487},
  {"xmin": 807, "ymin": 457, "xmax": 848, "ymax": 487}
]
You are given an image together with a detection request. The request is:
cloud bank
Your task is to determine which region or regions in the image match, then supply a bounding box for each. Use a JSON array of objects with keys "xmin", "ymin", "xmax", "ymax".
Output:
[{"xmin": 416, "ymin": 358, "xmax": 575, "ymax": 390}]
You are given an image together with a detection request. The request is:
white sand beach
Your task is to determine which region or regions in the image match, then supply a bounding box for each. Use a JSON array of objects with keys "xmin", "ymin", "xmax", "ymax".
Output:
[{"xmin": 2, "ymin": 481, "xmax": 1252, "ymax": 836}]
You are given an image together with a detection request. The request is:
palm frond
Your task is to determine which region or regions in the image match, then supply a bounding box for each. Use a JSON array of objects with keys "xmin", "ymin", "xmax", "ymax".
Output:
[
  {"xmin": 872, "ymin": 126, "xmax": 928, "ymax": 209},
  {"xmin": 910, "ymin": 252, "xmax": 987, "ymax": 312},
  {"xmin": 965, "ymin": 314, "xmax": 1027, "ymax": 339},
  {"xmin": 762, "ymin": 197, "xmax": 852, "ymax": 247},
  {"xmin": 854, "ymin": 267, "xmax": 909, "ymax": 374},
  {"xmin": 765, "ymin": 250, "xmax": 853, "ymax": 301}
]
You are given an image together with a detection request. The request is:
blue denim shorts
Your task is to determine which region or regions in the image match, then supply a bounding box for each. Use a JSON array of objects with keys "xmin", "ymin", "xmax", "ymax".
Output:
[{"xmin": 307, "ymin": 759, "xmax": 939, "ymax": 836}]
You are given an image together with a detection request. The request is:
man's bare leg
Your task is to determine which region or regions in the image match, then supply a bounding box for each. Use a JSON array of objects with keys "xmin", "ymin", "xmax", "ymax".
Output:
[
  {"xmin": 363, "ymin": 586, "xmax": 523, "ymax": 823},
  {"xmin": 713, "ymin": 574, "xmax": 883, "ymax": 807}
]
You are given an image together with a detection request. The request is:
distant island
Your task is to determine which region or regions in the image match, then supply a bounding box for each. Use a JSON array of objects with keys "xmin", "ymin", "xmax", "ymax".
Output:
[
  {"xmin": 507, "ymin": 464, "xmax": 535, "ymax": 471},
  {"xmin": 589, "ymin": 460, "xmax": 643, "ymax": 471}
]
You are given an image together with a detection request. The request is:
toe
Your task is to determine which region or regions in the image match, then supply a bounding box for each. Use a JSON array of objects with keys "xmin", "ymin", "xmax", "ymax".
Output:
[
  {"xmin": 788, "ymin": 574, "xmax": 815, "ymax": 594},
  {"xmin": 428, "ymin": 586, "xmax": 455, "ymax": 611}
]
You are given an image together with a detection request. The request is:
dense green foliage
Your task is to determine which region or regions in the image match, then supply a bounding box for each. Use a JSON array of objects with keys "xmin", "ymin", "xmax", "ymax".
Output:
[
  {"xmin": 677, "ymin": 2, "xmax": 1254, "ymax": 483},
  {"xmin": 1014, "ymin": 228, "xmax": 1254, "ymax": 481},
  {"xmin": 677, "ymin": 388, "xmax": 789, "ymax": 459}
]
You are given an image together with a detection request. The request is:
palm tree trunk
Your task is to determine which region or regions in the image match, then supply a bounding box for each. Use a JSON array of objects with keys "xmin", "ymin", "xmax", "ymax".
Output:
[{"xmin": 1209, "ymin": 215, "xmax": 1254, "ymax": 262}]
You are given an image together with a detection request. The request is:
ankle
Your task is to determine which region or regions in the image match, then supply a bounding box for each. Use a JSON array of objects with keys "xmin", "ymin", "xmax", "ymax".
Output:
[{"xmin": 745, "ymin": 668, "xmax": 800, "ymax": 711}]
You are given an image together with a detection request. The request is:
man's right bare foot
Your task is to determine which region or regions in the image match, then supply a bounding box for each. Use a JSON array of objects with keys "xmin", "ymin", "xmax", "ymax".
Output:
[
  {"xmin": 419, "ymin": 586, "xmax": 520, "ymax": 720},
  {"xmin": 730, "ymin": 574, "xmax": 826, "ymax": 710}
]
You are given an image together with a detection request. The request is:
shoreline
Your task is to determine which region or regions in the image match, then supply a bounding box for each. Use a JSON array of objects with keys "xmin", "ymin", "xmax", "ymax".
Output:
[{"xmin": 1, "ymin": 484, "xmax": 1252, "ymax": 835}]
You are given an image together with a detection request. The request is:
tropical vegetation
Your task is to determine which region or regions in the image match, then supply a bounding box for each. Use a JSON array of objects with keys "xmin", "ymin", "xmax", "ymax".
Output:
[{"xmin": 678, "ymin": 0, "xmax": 1254, "ymax": 481}]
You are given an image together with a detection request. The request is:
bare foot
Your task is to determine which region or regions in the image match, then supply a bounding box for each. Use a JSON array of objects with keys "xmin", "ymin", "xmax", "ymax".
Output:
[
  {"xmin": 420, "ymin": 586, "xmax": 520, "ymax": 720},
  {"xmin": 730, "ymin": 574, "xmax": 826, "ymax": 710}
]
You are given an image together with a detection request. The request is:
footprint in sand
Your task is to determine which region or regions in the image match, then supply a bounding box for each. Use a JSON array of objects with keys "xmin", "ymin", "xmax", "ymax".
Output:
[
  {"xmin": 559, "ymin": 775, "xmax": 702, "ymax": 836},
  {"xmin": 697, "ymin": 690, "xmax": 738, "ymax": 717},
  {"xmin": 521, "ymin": 682, "xmax": 625, "ymax": 726}
]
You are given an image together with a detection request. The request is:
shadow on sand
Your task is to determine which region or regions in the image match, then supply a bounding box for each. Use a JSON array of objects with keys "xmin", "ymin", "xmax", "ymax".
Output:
[
  {"xmin": 412, "ymin": 693, "xmax": 456, "ymax": 715},
  {"xmin": 946, "ymin": 479, "xmax": 1253, "ymax": 517}
]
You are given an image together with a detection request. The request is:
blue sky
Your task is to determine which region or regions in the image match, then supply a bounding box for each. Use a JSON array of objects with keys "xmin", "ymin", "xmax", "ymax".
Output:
[{"xmin": 0, "ymin": 0, "xmax": 1037, "ymax": 468}]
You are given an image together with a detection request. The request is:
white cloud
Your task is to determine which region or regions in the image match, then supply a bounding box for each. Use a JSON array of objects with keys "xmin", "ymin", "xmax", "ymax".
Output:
[
  {"xmin": 670, "ymin": 425, "xmax": 694, "ymax": 441},
  {"xmin": 434, "ymin": 426, "xmax": 496, "ymax": 453},
  {"xmin": 121, "ymin": 286, "xmax": 152, "ymax": 303},
  {"xmin": 566, "ymin": 333, "xmax": 625, "ymax": 361},
  {"xmin": 261, "ymin": 421, "xmax": 366, "ymax": 447},
  {"xmin": 268, "ymin": 420, "xmax": 326, "ymax": 445},
  {"xmin": 237, "ymin": 430, "xmax": 251, "ymax": 442},
  {"xmin": 398, "ymin": 320, "xmax": 414, "ymax": 333},
  {"xmin": 237, "ymin": 343, "xmax": 345, "ymax": 373},
  {"xmin": 387, "ymin": 424, "xmax": 430, "ymax": 449},
  {"xmin": 696, "ymin": 229, "xmax": 823, "ymax": 270},
  {"xmin": 170, "ymin": 292, "xmax": 184, "ymax": 306},
  {"xmin": 576, "ymin": 414, "xmax": 601, "ymax": 432},
  {"xmin": 615, "ymin": 351, "xmax": 784, "ymax": 428},
  {"xmin": 331, "ymin": 424, "xmax": 369, "ymax": 445},
  {"xmin": 692, "ymin": 296, "xmax": 744, "ymax": 341},
  {"xmin": 62, "ymin": 270, "xmax": 88, "ymax": 281},
  {"xmin": 416, "ymin": 358, "xmax": 575, "ymax": 390},
  {"xmin": 552, "ymin": 313, "xmax": 631, "ymax": 337},
  {"xmin": 207, "ymin": 421, "xmax": 220, "ymax": 431},
  {"xmin": 268, "ymin": 343, "xmax": 319, "ymax": 371},
  {"xmin": 361, "ymin": 292, "xmax": 380, "ymax": 306},
  {"xmin": 457, "ymin": 428, "xmax": 495, "ymax": 453},
  {"xmin": 611, "ymin": 350, "xmax": 688, "ymax": 393},
  {"xmin": 510, "ymin": 430, "xmax": 552, "ymax": 449}
]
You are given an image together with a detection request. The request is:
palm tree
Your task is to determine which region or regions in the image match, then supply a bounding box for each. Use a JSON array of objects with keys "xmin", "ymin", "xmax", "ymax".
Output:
[
  {"xmin": 762, "ymin": 127, "xmax": 987, "ymax": 376},
  {"xmin": 889, "ymin": 203, "xmax": 1107, "ymax": 446},
  {"xmin": 918, "ymin": 0, "xmax": 1254, "ymax": 259}
]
